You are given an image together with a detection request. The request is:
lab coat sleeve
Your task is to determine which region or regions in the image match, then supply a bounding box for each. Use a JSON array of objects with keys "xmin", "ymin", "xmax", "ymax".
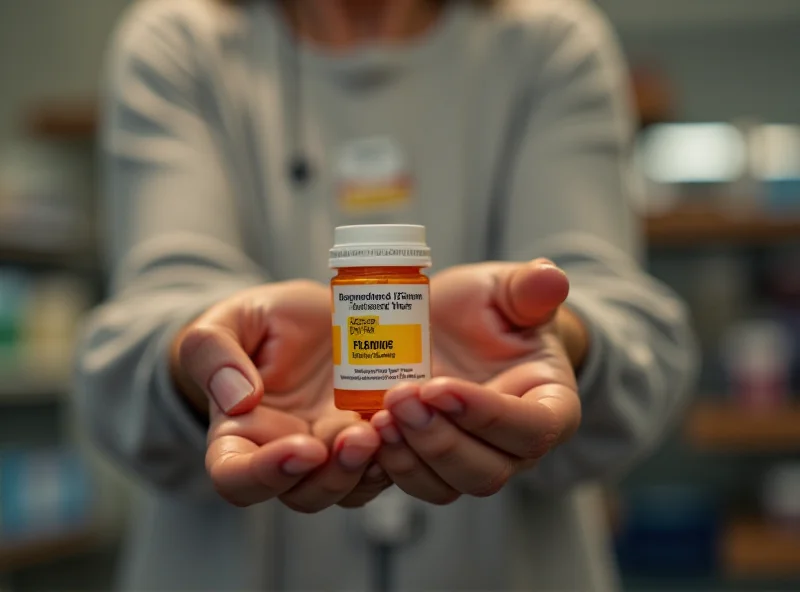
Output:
[
  {"xmin": 496, "ymin": 4, "xmax": 699, "ymax": 491},
  {"xmin": 74, "ymin": 5, "xmax": 265, "ymax": 496}
]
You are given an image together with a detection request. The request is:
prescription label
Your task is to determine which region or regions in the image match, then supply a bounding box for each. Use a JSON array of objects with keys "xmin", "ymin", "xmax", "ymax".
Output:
[{"xmin": 332, "ymin": 284, "xmax": 431, "ymax": 390}]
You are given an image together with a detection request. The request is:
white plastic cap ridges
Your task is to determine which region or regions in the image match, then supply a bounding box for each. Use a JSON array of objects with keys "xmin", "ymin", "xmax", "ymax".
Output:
[{"xmin": 329, "ymin": 224, "xmax": 432, "ymax": 268}]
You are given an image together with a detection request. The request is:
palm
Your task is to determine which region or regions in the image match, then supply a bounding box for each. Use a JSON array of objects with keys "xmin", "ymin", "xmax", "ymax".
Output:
[{"xmin": 240, "ymin": 281, "xmax": 352, "ymax": 430}]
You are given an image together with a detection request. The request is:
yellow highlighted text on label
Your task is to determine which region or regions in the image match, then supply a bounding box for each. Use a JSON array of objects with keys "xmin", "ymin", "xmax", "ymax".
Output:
[
  {"xmin": 332, "ymin": 326, "xmax": 342, "ymax": 366},
  {"xmin": 347, "ymin": 316, "xmax": 421, "ymax": 365}
]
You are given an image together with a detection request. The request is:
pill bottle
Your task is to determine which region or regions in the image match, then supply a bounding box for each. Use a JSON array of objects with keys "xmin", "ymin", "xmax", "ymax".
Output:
[{"xmin": 330, "ymin": 224, "xmax": 432, "ymax": 419}]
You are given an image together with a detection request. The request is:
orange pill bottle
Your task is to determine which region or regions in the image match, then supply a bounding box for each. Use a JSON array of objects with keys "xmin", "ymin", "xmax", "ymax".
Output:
[{"xmin": 329, "ymin": 225, "xmax": 432, "ymax": 419}]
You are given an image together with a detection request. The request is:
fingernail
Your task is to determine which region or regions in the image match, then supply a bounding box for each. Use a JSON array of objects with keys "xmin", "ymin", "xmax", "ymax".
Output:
[
  {"xmin": 281, "ymin": 457, "xmax": 320, "ymax": 476},
  {"xmin": 209, "ymin": 367, "xmax": 254, "ymax": 412},
  {"xmin": 379, "ymin": 423, "xmax": 403, "ymax": 445},
  {"xmin": 429, "ymin": 393, "xmax": 465, "ymax": 415},
  {"xmin": 391, "ymin": 397, "xmax": 432, "ymax": 429},
  {"xmin": 339, "ymin": 444, "xmax": 373, "ymax": 470}
]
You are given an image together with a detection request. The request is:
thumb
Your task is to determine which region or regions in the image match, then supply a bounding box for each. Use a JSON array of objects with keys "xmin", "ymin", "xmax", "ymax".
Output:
[
  {"xmin": 177, "ymin": 324, "xmax": 264, "ymax": 416},
  {"xmin": 493, "ymin": 259, "xmax": 569, "ymax": 329}
]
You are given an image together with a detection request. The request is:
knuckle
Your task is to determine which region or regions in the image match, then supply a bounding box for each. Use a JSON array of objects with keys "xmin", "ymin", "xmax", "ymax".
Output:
[
  {"xmin": 468, "ymin": 462, "xmax": 515, "ymax": 498},
  {"xmin": 420, "ymin": 435, "xmax": 460, "ymax": 466},
  {"xmin": 209, "ymin": 477, "xmax": 255, "ymax": 509},
  {"xmin": 429, "ymin": 490, "xmax": 461, "ymax": 506},
  {"xmin": 337, "ymin": 497, "xmax": 369, "ymax": 509},
  {"xmin": 535, "ymin": 401, "xmax": 563, "ymax": 438},
  {"xmin": 338, "ymin": 485, "xmax": 387, "ymax": 509},
  {"xmin": 520, "ymin": 435, "xmax": 553, "ymax": 461},
  {"xmin": 281, "ymin": 498, "xmax": 321, "ymax": 514},
  {"xmin": 207, "ymin": 418, "xmax": 239, "ymax": 442},
  {"xmin": 387, "ymin": 457, "xmax": 421, "ymax": 479},
  {"xmin": 216, "ymin": 488, "xmax": 253, "ymax": 508},
  {"xmin": 472, "ymin": 410, "xmax": 505, "ymax": 434},
  {"xmin": 207, "ymin": 450, "xmax": 271, "ymax": 508},
  {"xmin": 319, "ymin": 480, "xmax": 350, "ymax": 499},
  {"xmin": 206, "ymin": 450, "xmax": 233, "ymax": 485}
]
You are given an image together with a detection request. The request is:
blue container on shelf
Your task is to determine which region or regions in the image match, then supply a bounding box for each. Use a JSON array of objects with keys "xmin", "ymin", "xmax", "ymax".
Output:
[
  {"xmin": 614, "ymin": 485, "xmax": 719, "ymax": 578},
  {"xmin": 765, "ymin": 178, "xmax": 800, "ymax": 212},
  {"xmin": 0, "ymin": 449, "xmax": 93, "ymax": 543}
]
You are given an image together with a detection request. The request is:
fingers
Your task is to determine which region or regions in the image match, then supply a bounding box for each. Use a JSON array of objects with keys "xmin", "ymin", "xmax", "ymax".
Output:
[
  {"xmin": 178, "ymin": 323, "xmax": 264, "ymax": 415},
  {"xmin": 421, "ymin": 377, "xmax": 581, "ymax": 458},
  {"xmin": 372, "ymin": 410, "xmax": 460, "ymax": 504},
  {"xmin": 337, "ymin": 463, "xmax": 393, "ymax": 508},
  {"xmin": 206, "ymin": 404, "xmax": 325, "ymax": 507},
  {"xmin": 208, "ymin": 402, "xmax": 311, "ymax": 446},
  {"xmin": 380, "ymin": 385, "xmax": 518, "ymax": 498},
  {"xmin": 206, "ymin": 433, "xmax": 327, "ymax": 507},
  {"xmin": 279, "ymin": 422, "xmax": 380, "ymax": 513},
  {"xmin": 493, "ymin": 259, "xmax": 569, "ymax": 329}
]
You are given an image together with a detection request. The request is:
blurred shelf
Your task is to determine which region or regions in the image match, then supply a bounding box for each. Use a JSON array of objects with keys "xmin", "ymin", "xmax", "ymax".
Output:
[
  {"xmin": 0, "ymin": 355, "xmax": 72, "ymax": 404},
  {"xmin": 0, "ymin": 527, "xmax": 100, "ymax": 573},
  {"xmin": 645, "ymin": 204, "xmax": 800, "ymax": 247},
  {"xmin": 685, "ymin": 402, "xmax": 800, "ymax": 452},
  {"xmin": 722, "ymin": 519, "xmax": 800, "ymax": 578},
  {"xmin": 0, "ymin": 376, "xmax": 69, "ymax": 404},
  {"xmin": 0, "ymin": 242, "xmax": 95, "ymax": 270},
  {"xmin": 601, "ymin": 0, "xmax": 800, "ymax": 33},
  {"xmin": 24, "ymin": 102, "xmax": 97, "ymax": 141}
]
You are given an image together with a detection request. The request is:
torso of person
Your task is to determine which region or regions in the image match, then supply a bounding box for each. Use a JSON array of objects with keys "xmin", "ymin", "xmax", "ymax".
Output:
[
  {"xmin": 202, "ymin": 0, "xmax": 529, "ymax": 283},
  {"xmin": 116, "ymin": 1, "xmax": 620, "ymax": 590}
]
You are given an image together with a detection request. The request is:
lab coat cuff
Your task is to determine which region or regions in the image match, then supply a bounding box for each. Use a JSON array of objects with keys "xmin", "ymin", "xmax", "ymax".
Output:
[{"xmin": 563, "ymin": 291, "xmax": 606, "ymax": 400}]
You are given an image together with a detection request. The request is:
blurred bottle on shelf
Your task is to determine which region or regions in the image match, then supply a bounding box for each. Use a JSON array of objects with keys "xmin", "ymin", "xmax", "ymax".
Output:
[
  {"xmin": 0, "ymin": 140, "xmax": 90, "ymax": 253},
  {"xmin": 762, "ymin": 464, "xmax": 800, "ymax": 534},
  {"xmin": 687, "ymin": 254, "xmax": 750, "ymax": 353},
  {"xmin": 635, "ymin": 120, "xmax": 800, "ymax": 216},
  {"xmin": 721, "ymin": 319, "xmax": 794, "ymax": 411},
  {"xmin": 764, "ymin": 248, "xmax": 800, "ymax": 395},
  {"xmin": 0, "ymin": 267, "xmax": 90, "ymax": 385},
  {"xmin": 635, "ymin": 122, "xmax": 750, "ymax": 214},
  {"xmin": 23, "ymin": 274, "xmax": 91, "ymax": 378},
  {"xmin": 750, "ymin": 124, "xmax": 800, "ymax": 213},
  {"xmin": 0, "ymin": 448, "xmax": 94, "ymax": 544}
]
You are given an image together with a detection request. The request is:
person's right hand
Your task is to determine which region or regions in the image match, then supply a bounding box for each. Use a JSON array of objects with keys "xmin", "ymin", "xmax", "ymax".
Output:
[{"xmin": 171, "ymin": 280, "xmax": 389, "ymax": 511}]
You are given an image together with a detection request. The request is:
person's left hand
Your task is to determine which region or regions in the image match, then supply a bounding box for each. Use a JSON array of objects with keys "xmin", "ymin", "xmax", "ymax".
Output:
[{"xmin": 370, "ymin": 260, "xmax": 584, "ymax": 504}]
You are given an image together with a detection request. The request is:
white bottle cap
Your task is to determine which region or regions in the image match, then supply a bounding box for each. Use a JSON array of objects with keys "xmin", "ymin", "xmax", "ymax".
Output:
[{"xmin": 329, "ymin": 224, "xmax": 432, "ymax": 268}]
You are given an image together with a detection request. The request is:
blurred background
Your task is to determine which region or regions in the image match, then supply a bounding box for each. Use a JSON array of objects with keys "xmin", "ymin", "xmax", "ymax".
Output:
[{"xmin": 0, "ymin": 1, "xmax": 798, "ymax": 591}]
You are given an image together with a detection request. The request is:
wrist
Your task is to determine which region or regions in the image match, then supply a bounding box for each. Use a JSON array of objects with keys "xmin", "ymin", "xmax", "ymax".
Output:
[{"xmin": 555, "ymin": 306, "xmax": 589, "ymax": 372}]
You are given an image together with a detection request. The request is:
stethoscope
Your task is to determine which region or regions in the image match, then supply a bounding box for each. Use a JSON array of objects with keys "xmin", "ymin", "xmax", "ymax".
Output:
[{"xmin": 283, "ymin": 0, "xmax": 313, "ymax": 189}]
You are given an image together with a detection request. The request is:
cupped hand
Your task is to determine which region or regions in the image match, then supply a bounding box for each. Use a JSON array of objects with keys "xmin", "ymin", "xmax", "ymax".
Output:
[
  {"xmin": 172, "ymin": 280, "xmax": 389, "ymax": 511},
  {"xmin": 370, "ymin": 260, "xmax": 583, "ymax": 504}
]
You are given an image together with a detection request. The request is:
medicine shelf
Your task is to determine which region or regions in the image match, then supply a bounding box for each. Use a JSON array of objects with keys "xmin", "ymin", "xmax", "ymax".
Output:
[
  {"xmin": 0, "ymin": 377, "xmax": 69, "ymax": 404},
  {"xmin": 645, "ymin": 204, "xmax": 800, "ymax": 247},
  {"xmin": 685, "ymin": 401, "xmax": 800, "ymax": 452},
  {"xmin": 0, "ymin": 527, "xmax": 100, "ymax": 573},
  {"xmin": 722, "ymin": 519, "xmax": 800, "ymax": 578},
  {"xmin": 0, "ymin": 357, "xmax": 73, "ymax": 404},
  {"xmin": 0, "ymin": 242, "xmax": 95, "ymax": 270}
]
